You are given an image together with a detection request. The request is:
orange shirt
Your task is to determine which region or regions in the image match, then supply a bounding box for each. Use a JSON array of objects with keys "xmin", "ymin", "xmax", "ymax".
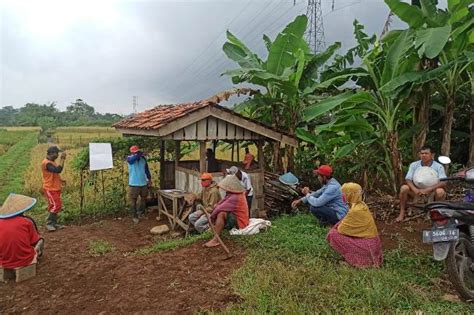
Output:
[{"xmin": 41, "ymin": 158, "xmax": 62, "ymax": 191}]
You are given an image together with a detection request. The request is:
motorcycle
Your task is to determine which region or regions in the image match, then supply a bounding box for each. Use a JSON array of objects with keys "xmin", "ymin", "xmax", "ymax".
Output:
[{"xmin": 422, "ymin": 162, "xmax": 474, "ymax": 300}]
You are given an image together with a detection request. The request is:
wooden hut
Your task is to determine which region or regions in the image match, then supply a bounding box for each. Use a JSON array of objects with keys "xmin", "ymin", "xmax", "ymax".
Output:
[{"xmin": 113, "ymin": 96, "xmax": 297, "ymax": 215}]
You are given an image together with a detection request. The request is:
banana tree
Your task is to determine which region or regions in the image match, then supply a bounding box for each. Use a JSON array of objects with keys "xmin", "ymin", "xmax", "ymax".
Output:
[
  {"xmin": 222, "ymin": 15, "xmax": 352, "ymax": 172},
  {"xmin": 302, "ymin": 23, "xmax": 447, "ymax": 192},
  {"xmin": 386, "ymin": 0, "xmax": 474, "ymax": 158}
]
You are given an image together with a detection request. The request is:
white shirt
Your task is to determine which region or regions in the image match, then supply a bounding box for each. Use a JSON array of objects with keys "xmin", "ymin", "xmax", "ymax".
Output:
[{"xmin": 240, "ymin": 171, "xmax": 254, "ymax": 196}]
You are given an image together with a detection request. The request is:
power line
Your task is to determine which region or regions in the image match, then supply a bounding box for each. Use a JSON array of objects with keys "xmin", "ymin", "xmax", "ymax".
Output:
[
  {"xmin": 179, "ymin": 3, "xmax": 308, "ymax": 101},
  {"xmin": 164, "ymin": 0, "xmax": 253, "ymax": 93},
  {"xmin": 172, "ymin": 0, "xmax": 288, "ymax": 93}
]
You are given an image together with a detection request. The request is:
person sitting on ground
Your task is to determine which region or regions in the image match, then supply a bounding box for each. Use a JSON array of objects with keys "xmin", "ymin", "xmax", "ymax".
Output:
[
  {"xmin": 42, "ymin": 146, "xmax": 67, "ymax": 232},
  {"xmin": 127, "ymin": 145, "xmax": 152, "ymax": 224},
  {"xmin": 227, "ymin": 166, "xmax": 254, "ymax": 215},
  {"xmin": 242, "ymin": 147, "xmax": 255, "ymax": 170},
  {"xmin": 0, "ymin": 194, "xmax": 44, "ymax": 270},
  {"xmin": 206, "ymin": 148, "xmax": 219, "ymax": 172},
  {"xmin": 396, "ymin": 145, "xmax": 447, "ymax": 222},
  {"xmin": 203, "ymin": 175, "xmax": 249, "ymax": 248},
  {"xmin": 326, "ymin": 183, "xmax": 383, "ymax": 268},
  {"xmin": 291, "ymin": 165, "xmax": 348, "ymax": 226},
  {"xmin": 188, "ymin": 173, "xmax": 222, "ymax": 233}
]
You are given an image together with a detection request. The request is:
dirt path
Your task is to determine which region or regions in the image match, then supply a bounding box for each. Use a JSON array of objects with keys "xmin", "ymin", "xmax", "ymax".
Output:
[
  {"xmin": 0, "ymin": 216, "xmax": 245, "ymax": 314},
  {"xmin": 0, "ymin": 213, "xmax": 436, "ymax": 314}
]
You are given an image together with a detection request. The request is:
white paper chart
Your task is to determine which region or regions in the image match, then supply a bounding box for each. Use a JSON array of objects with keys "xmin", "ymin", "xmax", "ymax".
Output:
[{"xmin": 89, "ymin": 143, "xmax": 113, "ymax": 171}]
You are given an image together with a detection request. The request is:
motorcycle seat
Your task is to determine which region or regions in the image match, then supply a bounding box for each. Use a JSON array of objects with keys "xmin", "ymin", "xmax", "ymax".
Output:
[{"xmin": 426, "ymin": 202, "xmax": 474, "ymax": 211}]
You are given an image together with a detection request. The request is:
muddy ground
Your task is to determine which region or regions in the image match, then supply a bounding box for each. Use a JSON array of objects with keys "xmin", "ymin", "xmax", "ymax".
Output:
[{"xmin": 0, "ymin": 212, "xmax": 431, "ymax": 314}]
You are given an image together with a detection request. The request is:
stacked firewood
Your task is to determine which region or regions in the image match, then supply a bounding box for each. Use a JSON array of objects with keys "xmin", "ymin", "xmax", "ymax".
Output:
[{"xmin": 263, "ymin": 172, "xmax": 302, "ymax": 217}]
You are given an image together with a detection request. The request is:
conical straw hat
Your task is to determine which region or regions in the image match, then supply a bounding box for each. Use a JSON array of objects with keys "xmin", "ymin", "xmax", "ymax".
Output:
[
  {"xmin": 0, "ymin": 193, "xmax": 37, "ymax": 219},
  {"xmin": 218, "ymin": 175, "xmax": 246, "ymax": 193}
]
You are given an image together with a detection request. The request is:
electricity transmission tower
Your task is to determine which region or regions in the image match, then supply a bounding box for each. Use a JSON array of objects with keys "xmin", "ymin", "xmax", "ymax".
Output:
[
  {"xmin": 305, "ymin": 0, "xmax": 325, "ymax": 53},
  {"xmin": 132, "ymin": 96, "xmax": 138, "ymax": 113}
]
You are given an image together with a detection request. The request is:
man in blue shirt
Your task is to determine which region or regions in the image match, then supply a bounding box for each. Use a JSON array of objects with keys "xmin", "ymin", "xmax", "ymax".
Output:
[
  {"xmin": 396, "ymin": 145, "xmax": 447, "ymax": 222},
  {"xmin": 291, "ymin": 165, "xmax": 348, "ymax": 226},
  {"xmin": 127, "ymin": 145, "xmax": 152, "ymax": 224}
]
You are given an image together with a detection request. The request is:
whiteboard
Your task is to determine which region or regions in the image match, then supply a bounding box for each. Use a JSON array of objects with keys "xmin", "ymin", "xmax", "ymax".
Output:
[{"xmin": 89, "ymin": 143, "xmax": 113, "ymax": 171}]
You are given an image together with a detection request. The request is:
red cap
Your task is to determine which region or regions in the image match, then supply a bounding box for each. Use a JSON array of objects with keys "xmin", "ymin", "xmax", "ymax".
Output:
[
  {"xmin": 130, "ymin": 145, "xmax": 140, "ymax": 153},
  {"xmin": 313, "ymin": 165, "xmax": 332, "ymax": 177}
]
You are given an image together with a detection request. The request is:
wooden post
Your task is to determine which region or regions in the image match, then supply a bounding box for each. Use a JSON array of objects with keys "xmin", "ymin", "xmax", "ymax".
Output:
[
  {"xmin": 231, "ymin": 141, "xmax": 235, "ymax": 162},
  {"xmin": 257, "ymin": 140, "xmax": 264, "ymax": 170},
  {"xmin": 175, "ymin": 140, "xmax": 181, "ymax": 168},
  {"xmin": 199, "ymin": 141, "xmax": 206, "ymax": 173},
  {"xmin": 257, "ymin": 140, "xmax": 265, "ymax": 213},
  {"xmin": 160, "ymin": 140, "xmax": 165, "ymax": 188},
  {"xmin": 236, "ymin": 141, "xmax": 240, "ymax": 163}
]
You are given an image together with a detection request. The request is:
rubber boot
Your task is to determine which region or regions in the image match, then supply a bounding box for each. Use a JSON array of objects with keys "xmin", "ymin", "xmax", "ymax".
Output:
[{"xmin": 46, "ymin": 213, "xmax": 56, "ymax": 232}]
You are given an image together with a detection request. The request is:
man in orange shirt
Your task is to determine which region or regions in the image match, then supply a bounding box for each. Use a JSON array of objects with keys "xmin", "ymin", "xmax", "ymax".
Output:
[{"xmin": 41, "ymin": 146, "xmax": 66, "ymax": 232}]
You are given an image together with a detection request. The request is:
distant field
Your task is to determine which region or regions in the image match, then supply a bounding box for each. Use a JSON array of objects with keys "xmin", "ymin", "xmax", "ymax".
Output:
[
  {"xmin": 52, "ymin": 126, "xmax": 122, "ymax": 148},
  {"xmin": 0, "ymin": 126, "xmax": 42, "ymax": 131},
  {"xmin": 0, "ymin": 131, "xmax": 38, "ymax": 201}
]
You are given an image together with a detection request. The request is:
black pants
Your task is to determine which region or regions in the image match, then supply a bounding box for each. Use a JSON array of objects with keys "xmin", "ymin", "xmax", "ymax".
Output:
[{"xmin": 309, "ymin": 205, "xmax": 339, "ymax": 226}]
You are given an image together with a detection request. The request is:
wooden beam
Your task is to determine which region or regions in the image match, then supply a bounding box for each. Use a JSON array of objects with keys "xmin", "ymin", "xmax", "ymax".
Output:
[
  {"xmin": 209, "ymin": 107, "xmax": 298, "ymax": 146},
  {"xmin": 199, "ymin": 141, "xmax": 206, "ymax": 173}
]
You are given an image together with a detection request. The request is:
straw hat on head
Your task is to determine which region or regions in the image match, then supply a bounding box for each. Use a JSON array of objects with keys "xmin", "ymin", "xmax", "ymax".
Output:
[
  {"xmin": 0, "ymin": 193, "xmax": 37, "ymax": 219},
  {"xmin": 218, "ymin": 175, "xmax": 246, "ymax": 193}
]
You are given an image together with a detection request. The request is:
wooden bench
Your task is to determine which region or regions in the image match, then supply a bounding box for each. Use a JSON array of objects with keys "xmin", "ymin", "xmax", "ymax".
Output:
[{"xmin": 1, "ymin": 264, "xmax": 37, "ymax": 283}]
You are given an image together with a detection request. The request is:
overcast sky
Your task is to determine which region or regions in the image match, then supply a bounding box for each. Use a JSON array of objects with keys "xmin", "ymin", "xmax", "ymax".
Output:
[{"xmin": 1, "ymin": 0, "xmax": 404, "ymax": 114}]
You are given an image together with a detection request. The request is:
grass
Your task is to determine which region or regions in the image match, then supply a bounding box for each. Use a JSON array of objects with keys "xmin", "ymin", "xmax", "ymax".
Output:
[
  {"xmin": 215, "ymin": 214, "xmax": 472, "ymax": 313},
  {"xmin": 134, "ymin": 232, "xmax": 211, "ymax": 255},
  {"xmin": 0, "ymin": 132, "xmax": 38, "ymax": 201},
  {"xmin": 88, "ymin": 239, "xmax": 116, "ymax": 257}
]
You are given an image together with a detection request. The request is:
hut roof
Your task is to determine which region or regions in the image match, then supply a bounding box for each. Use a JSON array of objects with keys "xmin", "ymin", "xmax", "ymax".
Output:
[{"xmin": 113, "ymin": 100, "xmax": 297, "ymax": 146}]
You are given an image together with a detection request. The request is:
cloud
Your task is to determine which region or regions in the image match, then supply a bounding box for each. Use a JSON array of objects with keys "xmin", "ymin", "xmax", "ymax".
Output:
[{"xmin": 1, "ymin": 0, "xmax": 403, "ymax": 114}]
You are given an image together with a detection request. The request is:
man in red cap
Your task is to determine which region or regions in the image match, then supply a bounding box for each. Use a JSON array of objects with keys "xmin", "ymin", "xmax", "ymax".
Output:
[
  {"xmin": 291, "ymin": 165, "xmax": 348, "ymax": 225},
  {"xmin": 127, "ymin": 145, "xmax": 152, "ymax": 224}
]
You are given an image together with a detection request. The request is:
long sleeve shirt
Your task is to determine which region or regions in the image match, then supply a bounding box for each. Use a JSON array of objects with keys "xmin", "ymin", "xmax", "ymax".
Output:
[
  {"xmin": 301, "ymin": 178, "xmax": 348, "ymax": 220},
  {"xmin": 127, "ymin": 153, "xmax": 151, "ymax": 186}
]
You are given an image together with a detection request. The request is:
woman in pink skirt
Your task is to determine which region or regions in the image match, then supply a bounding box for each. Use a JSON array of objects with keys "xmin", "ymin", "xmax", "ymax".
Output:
[{"xmin": 326, "ymin": 182, "xmax": 383, "ymax": 268}]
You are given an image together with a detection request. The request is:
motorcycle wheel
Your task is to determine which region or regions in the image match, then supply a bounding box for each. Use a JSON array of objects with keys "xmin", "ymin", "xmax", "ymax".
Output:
[{"xmin": 445, "ymin": 232, "xmax": 474, "ymax": 300}]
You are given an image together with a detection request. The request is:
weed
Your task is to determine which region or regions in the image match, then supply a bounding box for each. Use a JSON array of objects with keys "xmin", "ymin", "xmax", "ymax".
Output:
[
  {"xmin": 135, "ymin": 232, "xmax": 211, "ymax": 255},
  {"xmin": 88, "ymin": 239, "xmax": 116, "ymax": 257}
]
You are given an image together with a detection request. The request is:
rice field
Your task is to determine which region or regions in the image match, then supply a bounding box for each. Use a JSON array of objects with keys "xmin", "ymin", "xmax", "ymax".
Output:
[{"xmin": 52, "ymin": 126, "xmax": 122, "ymax": 148}]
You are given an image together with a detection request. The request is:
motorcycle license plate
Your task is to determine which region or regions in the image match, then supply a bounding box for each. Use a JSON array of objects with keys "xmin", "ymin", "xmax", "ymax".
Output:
[{"xmin": 422, "ymin": 228, "xmax": 459, "ymax": 243}]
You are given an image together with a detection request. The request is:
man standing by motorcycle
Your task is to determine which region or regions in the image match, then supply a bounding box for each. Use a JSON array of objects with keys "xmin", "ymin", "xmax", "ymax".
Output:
[{"xmin": 396, "ymin": 145, "xmax": 447, "ymax": 222}]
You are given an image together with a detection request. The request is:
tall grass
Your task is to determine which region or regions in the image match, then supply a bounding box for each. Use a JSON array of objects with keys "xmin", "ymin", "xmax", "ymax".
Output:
[
  {"xmin": 219, "ymin": 215, "xmax": 472, "ymax": 313},
  {"xmin": 0, "ymin": 132, "xmax": 38, "ymax": 201}
]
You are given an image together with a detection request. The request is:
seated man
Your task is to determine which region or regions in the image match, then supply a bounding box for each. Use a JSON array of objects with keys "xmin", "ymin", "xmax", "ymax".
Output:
[
  {"xmin": 291, "ymin": 165, "xmax": 348, "ymax": 226},
  {"xmin": 188, "ymin": 173, "xmax": 222, "ymax": 233},
  {"xmin": 0, "ymin": 194, "xmax": 44, "ymax": 270},
  {"xmin": 204, "ymin": 175, "xmax": 249, "ymax": 248},
  {"xmin": 396, "ymin": 145, "xmax": 447, "ymax": 222}
]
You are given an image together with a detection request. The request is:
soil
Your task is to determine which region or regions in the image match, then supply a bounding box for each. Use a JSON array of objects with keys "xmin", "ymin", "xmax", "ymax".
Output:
[
  {"xmin": 0, "ymin": 211, "xmax": 437, "ymax": 314},
  {"xmin": 0, "ymin": 214, "xmax": 245, "ymax": 315}
]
